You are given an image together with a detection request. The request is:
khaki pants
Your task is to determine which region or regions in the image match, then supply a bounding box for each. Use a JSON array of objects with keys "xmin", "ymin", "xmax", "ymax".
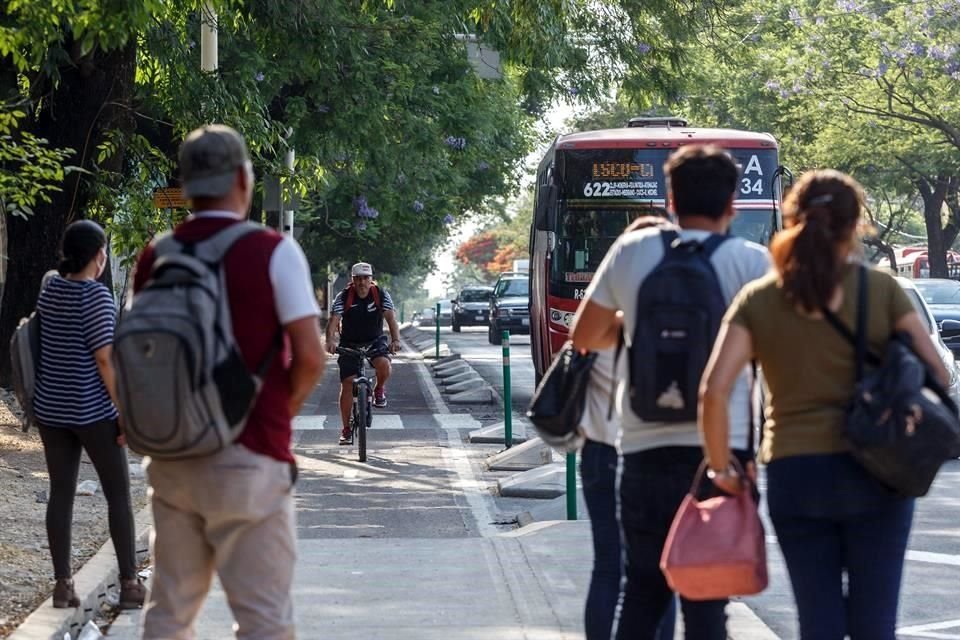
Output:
[{"xmin": 142, "ymin": 444, "xmax": 297, "ymax": 640}]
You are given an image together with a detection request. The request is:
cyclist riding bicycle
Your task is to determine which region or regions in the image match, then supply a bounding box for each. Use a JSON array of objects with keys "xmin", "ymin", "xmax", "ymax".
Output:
[{"xmin": 326, "ymin": 262, "xmax": 401, "ymax": 445}]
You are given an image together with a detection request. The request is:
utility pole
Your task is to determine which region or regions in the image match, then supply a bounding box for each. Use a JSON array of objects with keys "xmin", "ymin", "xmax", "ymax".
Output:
[{"xmin": 200, "ymin": 2, "xmax": 218, "ymax": 72}]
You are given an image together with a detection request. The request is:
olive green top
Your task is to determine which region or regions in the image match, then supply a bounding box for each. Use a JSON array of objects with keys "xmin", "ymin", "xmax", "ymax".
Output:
[{"xmin": 726, "ymin": 264, "xmax": 916, "ymax": 463}]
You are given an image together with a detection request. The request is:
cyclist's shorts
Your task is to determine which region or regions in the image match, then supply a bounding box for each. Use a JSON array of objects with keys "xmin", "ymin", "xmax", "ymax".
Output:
[{"xmin": 337, "ymin": 335, "xmax": 391, "ymax": 381}]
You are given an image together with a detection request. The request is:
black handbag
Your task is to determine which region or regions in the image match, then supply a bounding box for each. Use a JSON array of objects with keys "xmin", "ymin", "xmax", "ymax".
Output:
[
  {"xmin": 526, "ymin": 342, "xmax": 597, "ymax": 449},
  {"xmin": 822, "ymin": 265, "xmax": 960, "ymax": 497}
]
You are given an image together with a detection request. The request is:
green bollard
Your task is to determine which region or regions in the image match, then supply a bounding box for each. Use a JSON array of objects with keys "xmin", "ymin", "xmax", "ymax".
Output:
[
  {"xmin": 502, "ymin": 330, "xmax": 512, "ymax": 448},
  {"xmin": 400, "ymin": 302, "xmax": 405, "ymax": 324},
  {"xmin": 566, "ymin": 452, "xmax": 577, "ymax": 520},
  {"xmin": 435, "ymin": 302, "xmax": 441, "ymax": 359}
]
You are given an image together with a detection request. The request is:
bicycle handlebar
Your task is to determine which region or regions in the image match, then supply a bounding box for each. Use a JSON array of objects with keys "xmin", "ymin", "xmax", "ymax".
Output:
[{"xmin": 335, "ymin": 344, "xmax": 378, "ymax": 358}]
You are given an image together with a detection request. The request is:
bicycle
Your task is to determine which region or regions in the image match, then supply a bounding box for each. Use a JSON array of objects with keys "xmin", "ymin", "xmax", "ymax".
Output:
[{"xmin": 335, "ymin": 344, "xmax": 378, "ymax": 462}]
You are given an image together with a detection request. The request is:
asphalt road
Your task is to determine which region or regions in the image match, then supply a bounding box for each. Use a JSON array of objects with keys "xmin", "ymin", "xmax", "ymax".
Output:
[{"xmin": 432, "ymin": 324, "xmax": 960, "ymax": 640}]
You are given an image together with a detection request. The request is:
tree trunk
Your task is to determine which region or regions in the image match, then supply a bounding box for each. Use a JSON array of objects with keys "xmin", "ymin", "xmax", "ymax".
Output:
[
  {"xmin": 920, "ymin": 177, "xmax": 950, "ymax": 278},
  {"xmin": 0, "ymin": 42, "xmax": 137, "ymax": 386}
]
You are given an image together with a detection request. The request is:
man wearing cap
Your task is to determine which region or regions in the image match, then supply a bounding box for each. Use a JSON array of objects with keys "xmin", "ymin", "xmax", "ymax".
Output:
[
  {"xmin": 132, "ymin": 124, "xmax": 325, "ymax": 640},
  {"xmin": 326, "ymin": 262, "xmax": 401, "ymax": 445}
]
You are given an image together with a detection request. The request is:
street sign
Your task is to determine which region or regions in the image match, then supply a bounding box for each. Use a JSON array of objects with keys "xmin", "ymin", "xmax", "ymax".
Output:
[{"xmin": 153, "ymin": 187, "xmax": 188, "ymax": 209}]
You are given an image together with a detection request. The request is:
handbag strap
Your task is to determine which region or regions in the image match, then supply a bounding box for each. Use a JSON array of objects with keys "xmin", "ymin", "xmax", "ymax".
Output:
[{"xmin": 820, "ymin": 265, "xmax": 880, "ymax": 378}]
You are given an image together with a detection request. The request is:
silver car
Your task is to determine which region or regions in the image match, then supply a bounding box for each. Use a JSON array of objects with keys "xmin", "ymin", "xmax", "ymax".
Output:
[{"xmin": 897, "ymin": 277, "xmax": 960, "ymax": 406}]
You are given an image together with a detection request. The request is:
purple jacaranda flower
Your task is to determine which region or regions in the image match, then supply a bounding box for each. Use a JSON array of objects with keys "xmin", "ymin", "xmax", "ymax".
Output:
[
  {"xmin": 443, "ymin": 214, "xmax": 454, "ymax": 225},
  {"xmin": 764, "ymin": 79, "xmax": 781, "ymax": 91},
  {"xmin": 837, "ymin": 0, "xmax": 860, "ymax": 11},
  {"xmin": 779, "ymin": 89, "xmax": 790, "ymax": 99},
  {"xmin": 914, "ymin": 68, "xmax": 925, "ymax": 79},
  {"xmin": 413, "ymin": 200, "xmax": 425, "ymax": 213},
  {"xmin": 255, "ymin": 72, "xmax": 265, "ymax": 82},
  {"xmin": 355, "ymin": 221, "xmax": 367, "ymax": 231},
  {"xmin": 947, "ymin": 61, "xmax": 960, "ymax": 75},
  {"xmin": 477, "ymin": 161, "xmax": 490, "ymax": 171},
  {"xmin": 753, "ymin": 13, "xmax": 765, "ymax": 24},
  {"xmin": 789, "ymin": 8, "xmax": 803, "ymax": 27},
  {"xmin": 188, "ymin": 41, "xmax": 197, "ymax": 49},
  {"xmin": 822, "ymin": 59, "xmax": 832, "ymax": 69},
  {"xmin": 909, "ymin": 43, "xmax": 926, "ymax": 56},
  {"xmin": 444, "ymin": 136, "xmax": 467, "ymax": 150},
  {"xmin": 749, "ymin": 34, "xmax": 761, "ymax": 42},
  {"xmin": 353, "ymin": 195, "xmax": 368, "ymax": 210},
  {"xmin": 636, "ymin": 42, "xmax": 652, "ymax": 54},
  {"xmin": 925, "ymin": 6, "xmax": 936, "ymax": 18},
  {"xmin": 878, "ymin": 62, "xmax": 889, "ymax": 75},
  {"xmin": 567, "ymin": 86, "xmax": 579, "ymax": 96},
  {"xmin": 792, "ymin": 81, "xmax": 804, "ymax": 94},
  {"xmin": 318, "ymin": 105, "xmax": 331, "ymax": 113},
  {"xmin": 815, "ymin": 16, "xmax": 825, "ymax": 25}
]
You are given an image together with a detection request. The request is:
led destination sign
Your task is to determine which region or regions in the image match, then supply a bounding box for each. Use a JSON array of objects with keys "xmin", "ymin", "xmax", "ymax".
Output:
[{"xmin": 560, "ymin": 147, "xmax": 779, "ymax": 202}]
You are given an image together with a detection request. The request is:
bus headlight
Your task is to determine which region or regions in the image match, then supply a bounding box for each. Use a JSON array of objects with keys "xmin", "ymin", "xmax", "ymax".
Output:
[{"xmin": 550, "ymin": 308, "xmax": 574, "ymax": 328}]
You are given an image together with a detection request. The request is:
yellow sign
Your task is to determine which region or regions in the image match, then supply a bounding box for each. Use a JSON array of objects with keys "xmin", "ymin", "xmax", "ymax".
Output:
[{"xmin": 153, "ymin": 187, "xmax": 188, "ymax": 209}]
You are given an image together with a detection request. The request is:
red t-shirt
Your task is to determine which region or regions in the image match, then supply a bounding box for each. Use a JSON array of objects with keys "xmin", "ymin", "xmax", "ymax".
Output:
[{"xmin": 133, "ymin": 216, "xmax": 308, "ymax": 463}]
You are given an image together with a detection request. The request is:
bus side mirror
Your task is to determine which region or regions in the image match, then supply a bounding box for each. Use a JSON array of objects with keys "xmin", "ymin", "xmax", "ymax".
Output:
[{"xmin": 535, "ymin": 185, "xmax": 558, "ymax": 231}]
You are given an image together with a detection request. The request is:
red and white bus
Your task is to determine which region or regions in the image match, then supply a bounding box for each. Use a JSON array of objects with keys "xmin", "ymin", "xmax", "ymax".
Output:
[{"xmin": 528, "ymin": 117, "xmax": 787, "ymax": 380}]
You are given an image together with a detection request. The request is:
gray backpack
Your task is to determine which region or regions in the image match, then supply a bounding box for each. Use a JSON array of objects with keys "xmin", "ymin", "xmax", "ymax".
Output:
[
  {"xmin": 10, "ymin": 312, "xmax": 41, "ymax": 432},
  {"xmin": 114, "ymin": 222, "xmax": 277, "ymax": 459}
]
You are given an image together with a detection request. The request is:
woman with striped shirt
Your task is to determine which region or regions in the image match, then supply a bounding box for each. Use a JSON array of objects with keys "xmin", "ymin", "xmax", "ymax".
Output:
[{"xmin": 34, "ymin": 220, "xmax": 144, "ymax": 609}]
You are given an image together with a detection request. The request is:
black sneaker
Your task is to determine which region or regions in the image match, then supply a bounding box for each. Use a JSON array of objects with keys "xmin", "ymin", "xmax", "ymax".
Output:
[{"xmin": 338, "ymin": 429, "xmax": 353, "ymax": 445}]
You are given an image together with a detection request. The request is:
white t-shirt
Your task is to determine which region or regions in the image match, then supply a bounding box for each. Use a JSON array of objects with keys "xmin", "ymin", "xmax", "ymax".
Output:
[{"xmin": 584, "ymin": 227, "xmax": 771, "ymax": 454}]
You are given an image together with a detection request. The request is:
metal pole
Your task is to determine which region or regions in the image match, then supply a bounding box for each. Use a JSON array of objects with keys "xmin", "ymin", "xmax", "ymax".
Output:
[
  {"xmin": 566, "ymin": 452, "xmax": 577, "ymax": 520},
  {"xmin": 502, "ymin": 330, "xmax": 512, "ymax": 448},
  {"xmin": 282, "ymin": 146, "xmax": 295, "ymax": 236},
  {"xmin": 435, "ymin": 302, "xmax": 441, "ymax": 359},
  {"xmin": 400, "ymin": 302, "xmax": 405, "ymax": 324},
  {"xmin": 200, "ymin": 1, "xmax": 218, "ymax": 72}
]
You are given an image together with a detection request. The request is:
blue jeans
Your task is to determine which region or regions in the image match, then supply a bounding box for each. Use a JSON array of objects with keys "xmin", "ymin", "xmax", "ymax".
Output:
[
  {"xmin": 767, "ymin": 454, "xmax": 914, "ymax": 640},
  {"xmin": 613, "ymin": 447, "xmax": 747, "ymax": 640},
  {"xmin": 581, "ymin": 440, "xmax": 675, "ymax": 640}
]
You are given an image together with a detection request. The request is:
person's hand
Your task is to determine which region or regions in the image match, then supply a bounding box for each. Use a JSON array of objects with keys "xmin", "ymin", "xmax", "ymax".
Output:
[
  {"xmin": 389, "ymin": 338, "xmax": 401, "ymax": 354},
  {"xmin": 116, "ymin": 416, "xmax": 127, "ymax": 448},
  {"xmin": 707, "ymin": 461, "xmax": 755, "ymax": 495},
  {"xmin": 326, "ymin": 339, "xmax": 338, "ymax": 356}
]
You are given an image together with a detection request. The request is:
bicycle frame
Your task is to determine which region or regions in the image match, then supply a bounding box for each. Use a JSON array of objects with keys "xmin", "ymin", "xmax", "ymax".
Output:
[{"xmin": 337, "ymin": 344, "xmax": 378, "ymax": 462}]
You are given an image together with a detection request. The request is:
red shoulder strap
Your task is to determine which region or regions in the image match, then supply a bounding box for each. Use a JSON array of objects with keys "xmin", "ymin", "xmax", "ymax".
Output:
[{"xmin": 371, "ymin": 285, "xmax": 381, "ymax": 310}]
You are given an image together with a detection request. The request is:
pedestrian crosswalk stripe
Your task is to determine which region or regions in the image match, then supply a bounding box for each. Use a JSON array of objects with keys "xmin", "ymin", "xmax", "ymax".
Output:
[{"xmin": 292, "ymin": 414, "xmax": 482, "ymax": 431}]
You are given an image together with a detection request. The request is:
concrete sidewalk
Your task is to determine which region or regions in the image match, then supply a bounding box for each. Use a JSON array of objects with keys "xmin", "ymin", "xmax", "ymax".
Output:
[{"xmin": 101, "ymin": 518, "xmax": 777, "ymax": 640}]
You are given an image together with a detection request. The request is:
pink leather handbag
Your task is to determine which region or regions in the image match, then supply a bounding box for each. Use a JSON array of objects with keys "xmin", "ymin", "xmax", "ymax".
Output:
[{"xmin": 660, "ymin": 459, "xmax": 768, "ymax": 601}]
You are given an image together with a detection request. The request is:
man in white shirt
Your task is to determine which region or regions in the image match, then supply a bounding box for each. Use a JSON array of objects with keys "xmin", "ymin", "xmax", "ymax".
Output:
[{"xmin": 571, "ymin": 144, "xmax": 770, "ymax": 640}]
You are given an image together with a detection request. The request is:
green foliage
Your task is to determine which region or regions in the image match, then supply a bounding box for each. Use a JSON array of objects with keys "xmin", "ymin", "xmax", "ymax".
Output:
[{"xmin": 0, "ymin": 107, "xmax": 73, "ymax": 219}]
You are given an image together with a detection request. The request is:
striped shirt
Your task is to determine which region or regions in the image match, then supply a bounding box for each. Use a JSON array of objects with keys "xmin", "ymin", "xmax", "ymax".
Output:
[{"xmin": 34, "ymin": 277, "xmax": 118, "ymax": 427}]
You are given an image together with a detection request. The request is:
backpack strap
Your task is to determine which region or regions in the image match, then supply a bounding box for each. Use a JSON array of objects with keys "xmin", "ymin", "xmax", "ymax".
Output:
[
  {"xmin": 659, "ymin": 228, "xmax": 680, "ymax": 253},
  {"xmin": 192, "ymin": 221, "xmax": 264, "ymax": 265},
  {"xmin": 820, "ymin": 265, "xmax": 878, "ymax": 374},
  {"xmin": 344, "ymin": 285, "xmax": 355, "ymax": 312},
  {"xmin": 700, "ymin": 233, "xmax": 730, "ymax": 257},
  {"xmin": 345, "ymin": 284, "xmax": 382, "ymax": 313}
]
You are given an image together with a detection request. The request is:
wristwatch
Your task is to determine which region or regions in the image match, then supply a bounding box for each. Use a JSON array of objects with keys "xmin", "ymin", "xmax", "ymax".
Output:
[{"xmin": 706, "ymin": 465, "xmax": 737, "ymax": 481}]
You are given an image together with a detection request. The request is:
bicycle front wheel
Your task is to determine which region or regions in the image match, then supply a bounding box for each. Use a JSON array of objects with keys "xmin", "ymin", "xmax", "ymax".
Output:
[{"xmin": 356, "ymin": 385, "xmax": 368, "ymax": 463}]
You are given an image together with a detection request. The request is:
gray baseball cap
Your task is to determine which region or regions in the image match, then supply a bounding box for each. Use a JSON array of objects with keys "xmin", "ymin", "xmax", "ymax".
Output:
[{"xmin": 179, "ymin": 125, "xmax": 250, "ymax": 198}]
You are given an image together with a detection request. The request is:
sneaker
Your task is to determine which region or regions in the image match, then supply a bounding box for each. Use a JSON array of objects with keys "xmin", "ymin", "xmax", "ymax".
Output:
[
  {"xmin": 339, "ymin": 428, "xmax": 353, "ymax": 445},
  {"xmin": 374, "ymin": 388, "xmax": 387, "ymax": 408}
]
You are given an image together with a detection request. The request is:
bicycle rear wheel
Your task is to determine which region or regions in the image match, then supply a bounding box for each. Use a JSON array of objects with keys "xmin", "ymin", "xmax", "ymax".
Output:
[{"xmin": 356, "ymin": 385, "xmax": 368, "ymax": 462}]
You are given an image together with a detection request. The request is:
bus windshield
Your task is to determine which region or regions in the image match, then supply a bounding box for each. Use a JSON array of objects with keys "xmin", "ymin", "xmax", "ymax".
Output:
[
  {"xmin": 551, "ymin": 206, "xmax": 665, "ymax": 286},
  {"xmin": 729, "ymin": 209, "xmax": 776, "ymax": 246}
]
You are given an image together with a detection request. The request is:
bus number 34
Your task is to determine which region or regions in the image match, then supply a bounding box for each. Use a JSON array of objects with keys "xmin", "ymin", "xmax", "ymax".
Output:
[{"xmin": 741, "ymin": 178, "xmax": 763, "ymax": 196}]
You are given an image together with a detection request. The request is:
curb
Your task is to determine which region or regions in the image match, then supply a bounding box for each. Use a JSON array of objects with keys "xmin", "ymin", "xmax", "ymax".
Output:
[{"xmin": 10, "ymin": 505, "xmax": 152, "ymax": 640}]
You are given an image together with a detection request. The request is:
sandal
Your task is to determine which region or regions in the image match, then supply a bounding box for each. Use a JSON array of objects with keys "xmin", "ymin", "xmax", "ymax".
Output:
[
  {"xmin": 119, "ymin": 578, "xmax": 146, "ymax": 609},
  {"xmin": 53, "ymin": 578, "xmax": 80, "ymax": 608}
]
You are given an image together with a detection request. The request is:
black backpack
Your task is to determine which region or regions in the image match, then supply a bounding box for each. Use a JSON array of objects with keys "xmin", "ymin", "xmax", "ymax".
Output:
[{"xmin": 627, "ymin": 230, "xmax": 729, "ymax": 422}]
